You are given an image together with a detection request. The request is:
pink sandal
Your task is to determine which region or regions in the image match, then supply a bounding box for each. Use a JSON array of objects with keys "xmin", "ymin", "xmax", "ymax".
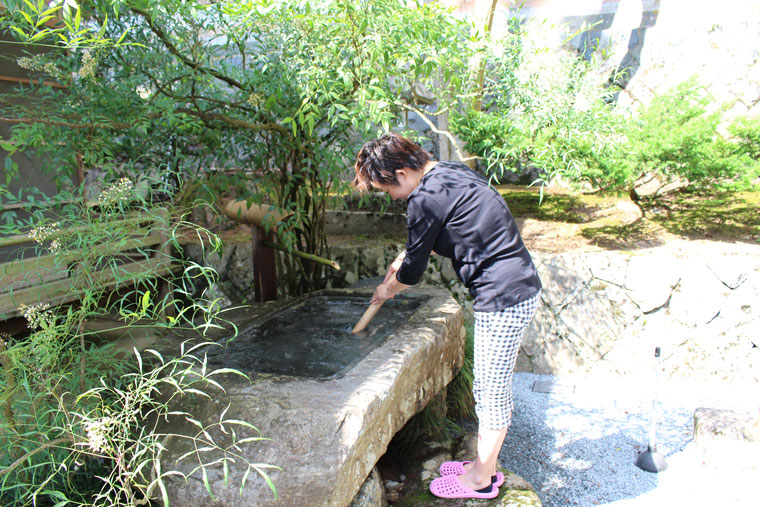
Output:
[
  {"xmin": 438, "ymin": 461, "xmax": 505, "ymax": 487},
  {"xmin": 429, "ymin": 474, "xmax": 499, "ymax": 499}
]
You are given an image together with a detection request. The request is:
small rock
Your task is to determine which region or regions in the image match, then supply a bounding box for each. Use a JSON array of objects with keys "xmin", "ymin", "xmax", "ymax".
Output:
[{"xmin": 421, "ymin": 457, "xmax": 441, "ymax": 471}]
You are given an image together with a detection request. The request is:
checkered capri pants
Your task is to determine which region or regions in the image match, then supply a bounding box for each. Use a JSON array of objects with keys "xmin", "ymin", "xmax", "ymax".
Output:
[{"xmin": 472, "ymin": 291, "xmax": 540, "ymax": 430}]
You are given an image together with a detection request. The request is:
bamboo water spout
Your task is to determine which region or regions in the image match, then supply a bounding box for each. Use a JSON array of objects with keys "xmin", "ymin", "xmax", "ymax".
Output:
[{"xmin": 224, "ymin": 200, "xmax": 339, "ymax": 271}]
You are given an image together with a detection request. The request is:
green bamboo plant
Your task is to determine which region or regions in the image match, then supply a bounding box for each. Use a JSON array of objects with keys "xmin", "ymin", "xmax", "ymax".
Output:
[{"xmin": 0, "ymin": 178, "xmax": 276, "ymax": 506}]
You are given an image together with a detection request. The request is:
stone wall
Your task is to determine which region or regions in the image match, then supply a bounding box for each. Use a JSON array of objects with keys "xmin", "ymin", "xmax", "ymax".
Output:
[
  {"xmin": 187, "ymin": 236, "xmax": 760, "ymax": 383},
  {"xmin": 524, "ymin": 240, "xmax": 759, "ymax": 383}
]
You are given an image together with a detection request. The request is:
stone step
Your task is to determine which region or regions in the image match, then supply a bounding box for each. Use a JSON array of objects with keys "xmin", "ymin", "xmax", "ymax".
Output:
[{"xmin": 693, "ymin": 407, "xmax": 760, "ymax": 470}]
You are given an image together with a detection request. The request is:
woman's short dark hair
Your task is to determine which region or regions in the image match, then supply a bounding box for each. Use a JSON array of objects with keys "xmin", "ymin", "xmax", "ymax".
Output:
[{"xmin": 353, "ymin": 133, "xmax": 431, "ymax": 191}]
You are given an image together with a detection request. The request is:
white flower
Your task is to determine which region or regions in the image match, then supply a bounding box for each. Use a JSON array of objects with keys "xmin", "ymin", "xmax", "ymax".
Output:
[
  {"xmin": 83, "ymin": 416, "xmax": 117, "ymax": 454},
  {"xmin": 17, "ymin": 55, "xmax": 63, "ymax": 80},
  {"xmin": 49, "ymin": 238, "xmax": 64, "ymax": 254},
  {"xmin": 28, "ymin": 222, "xmax": 67, "ymax": 254},
  {"xmin": 28, "ymin": 222, "xmax": 61, "ymax": 246},
  {"xmin": 98, "ymin": 178, "xmax": 133, "ymax": 204},
  {"xmin": 78, "ymin": 50, "xmax": 98, "ymax": 79},
  {"xmin": 18, "ymin": 303, "xmax": 54, "ymax": 330}
]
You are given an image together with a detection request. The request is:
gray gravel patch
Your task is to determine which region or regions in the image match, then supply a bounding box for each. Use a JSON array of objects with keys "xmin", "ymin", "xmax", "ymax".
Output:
[{"xmin": 499, "ymin": 372, "xmax": 759, "ymax": 506}]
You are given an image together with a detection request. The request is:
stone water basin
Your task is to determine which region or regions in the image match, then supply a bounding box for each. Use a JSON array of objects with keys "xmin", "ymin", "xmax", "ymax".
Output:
[
  {"xmin": 160, "ymin": 286, "xmax": 464, "ymax": 506},
  {"xmin": 205, "ymin": 292, "xmax": 425, "ymax": 379}
]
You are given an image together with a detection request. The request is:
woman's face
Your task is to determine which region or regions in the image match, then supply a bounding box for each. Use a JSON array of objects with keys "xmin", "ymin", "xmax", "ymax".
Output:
[{"xmin": 371, "ymin": 168, "xmax": 420, "ymax": 200}]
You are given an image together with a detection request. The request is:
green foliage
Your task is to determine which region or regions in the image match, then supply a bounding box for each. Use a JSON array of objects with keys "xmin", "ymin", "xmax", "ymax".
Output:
[
  {"xmin": 0, "ymin": 179, "xmax": 275, "ymax": 505},
  {"xmin": 728, "ymin": 116, "xmax": 760, "ymax": 161},
  {"xmin": 0, "ymin": 0, "xmax": 126, "ymax": 49},
  {"xmin": 445, "ymin": 321, "xmax": 475, "ymax": 421},
  {"xmin": 1, "ymin": 0, "xmax": 478, "ymax": 296},
  {"xmin": 452, "ymin": 20, "xmax": 624, "ymax": 189},
  {"xmin": 452, "ymin": 18, "xmax": 759, "ymax": 199},
  {"xmin": 615, "ymin": 79, "xmax": 723, "ymax": 190}
]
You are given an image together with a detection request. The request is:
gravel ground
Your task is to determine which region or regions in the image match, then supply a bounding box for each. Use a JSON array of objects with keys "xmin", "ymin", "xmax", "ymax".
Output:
[{"xmin": 499, "ymin": 372, "xmax": 759, "ymax": 507}]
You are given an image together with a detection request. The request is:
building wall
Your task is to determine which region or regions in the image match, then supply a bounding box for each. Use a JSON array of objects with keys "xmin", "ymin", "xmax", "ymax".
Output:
[{"xmin": 0, "ymin": 32, "xmax": 66, "ymax": 199}]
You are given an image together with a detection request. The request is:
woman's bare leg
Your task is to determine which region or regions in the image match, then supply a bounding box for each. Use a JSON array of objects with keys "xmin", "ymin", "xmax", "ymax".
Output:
[{"xmin": 457, "ymin": 426, "xmax": 508, "ymax": 490}]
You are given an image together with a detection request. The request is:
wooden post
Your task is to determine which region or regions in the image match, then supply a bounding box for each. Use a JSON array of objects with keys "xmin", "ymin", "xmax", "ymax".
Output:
[
  {"xmin": 252, "ymin": 225, "xmax": 277, "ymax": 302},
  {"xmin": 156, "ymin": 209, "xmax": 175, "ymax": 321}
]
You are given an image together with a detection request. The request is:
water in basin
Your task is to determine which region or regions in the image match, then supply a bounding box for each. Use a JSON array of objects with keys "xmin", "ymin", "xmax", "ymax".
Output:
[{"xmin": 206, "ymin": 294, "xmax": 424, "ymax": 379}]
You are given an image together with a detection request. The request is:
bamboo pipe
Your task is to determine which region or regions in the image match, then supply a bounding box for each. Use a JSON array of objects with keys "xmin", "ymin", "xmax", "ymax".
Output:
[
  {"xmin": 352, "ymin": 301, "xmax": 384, "ymax": 334},
  {"xmin": 224, "ymin": 200, "xmax": 284, "ymax": 227},
  {"xmin": 261, "ymin": 240, "xmax": 340, "ymax": 271},
  {"xmin": 224, "ymin": 200, "xmax": 340, "ymax": 271}
]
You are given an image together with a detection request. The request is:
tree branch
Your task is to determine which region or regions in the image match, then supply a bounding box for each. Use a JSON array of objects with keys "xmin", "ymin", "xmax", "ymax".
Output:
[
  {"xmin": 0, "ymin": 116, "xmax": 131, "ymax": 130},
  {"xmin": 2, "ymin": 109, "xmax": 288, "ymax": 137},
  {"xmin": 131, "ymin": 7, "xmax": 246, "ymax": 91},
  {"xmin": 0, "ymin": 436, "xmax": 74, "ymax": 477},
  {"xmin": 397, "ymin": 103, "xmax": 479, "ymax": 163},
  {"xmin": 173, "ymin": 108, "xmax": 290, "ymax": 135}
]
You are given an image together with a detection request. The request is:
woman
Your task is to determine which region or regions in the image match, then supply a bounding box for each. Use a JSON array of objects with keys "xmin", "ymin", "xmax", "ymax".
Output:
[{"xmin": 353, "ymin": 133, "xmax": 541, "ymax": 500}]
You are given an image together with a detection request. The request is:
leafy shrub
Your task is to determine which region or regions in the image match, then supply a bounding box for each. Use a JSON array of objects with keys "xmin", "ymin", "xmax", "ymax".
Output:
[
  {"xmin": 453, "ymin": 18, "xmax": 759, "ymax": 198},
  {"xmin": 0, "ymin": 0, "xmax": 479, "ymax": 297},
  {"xmin": 452, "ymin": 20, "xmax": 624, "ymax": 189},
  {"xmin": 609, "ymin": 79, "xmax": 760, "ymax": 195},
  {"xmin": 0, "ymin": 179, "xmax": 275, "ymax": 505}
]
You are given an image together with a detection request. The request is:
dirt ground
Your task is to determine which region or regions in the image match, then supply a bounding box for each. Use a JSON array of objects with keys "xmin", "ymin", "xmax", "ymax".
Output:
[
  {"xmin": 516, "ymin": 199, "xmax": 650, "ymax": 252},
  {"xmin": 212, "ymin": 187, "xmax": 759, "ymax": 253}
]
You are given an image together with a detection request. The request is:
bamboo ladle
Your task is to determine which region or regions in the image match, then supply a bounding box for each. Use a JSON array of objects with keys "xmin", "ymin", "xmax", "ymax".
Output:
[
  {"xmin": 352, "ymin": 301, "xmax": 385, "ymax": 333},
  {"xmin": 353, "ymin": 253, "xmax": 404, "ymax": 333}
]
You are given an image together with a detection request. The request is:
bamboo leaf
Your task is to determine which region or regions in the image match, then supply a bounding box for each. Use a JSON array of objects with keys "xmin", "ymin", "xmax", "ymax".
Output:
[
  {"xmin": 185, "ymin": 417, "xmax": 204, "ymax": 429},
  {"xmin": 98, "ymin": 13, "xmax": 108, "ymax": 40},
  {"xmin": 224, "ymin": 419, "xmax": 260, "ymax": 431},
  {"xmin": 239, "ymin": 466, "xmax": 251, "ymax": 495},
  {"xmin": 10, "ymin": 26, "xmax": 28, "ymax": 38},
  {"xmin": 158, "ymin": 478, "xmax": 169, "ymax": 507},
  {"xmin": 141, "ymin": 290, "xmax": 151, "ymax": 313},
  {"xmin": 134, "ymin": 347, "xmax": 143, "ymax": 372},
  {"xmin": 202, "ymin": 467, "xmax": 216, "ymax": 501},
  {"xmin": 207, "ymin": 368, "xmax": 249, "ymax": 380},
  {"xmin": 117, "ymin": 28, "xmax": 129, "ymax": 45},
  {"xmin": 184, "ymin": 388, "xmax": 211, "ymax": 398},
  {"xmin": 22, "ymin": 0, "xmax": 37, "ymax": 14},
  {"xmin": 237, "ymin": 436, "xmax": 267, "ymax": 444},
  {"xmin": 254, "ymin": 466, "xmax": 278, "ymax": 499},
  {"xmin": 74, "ymin": 5, "xmax": 81, "ymax": 31}
]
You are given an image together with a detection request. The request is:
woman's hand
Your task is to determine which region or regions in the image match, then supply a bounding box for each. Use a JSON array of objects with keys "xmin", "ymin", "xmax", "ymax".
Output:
[
  {"xmin": 370, "ymin": 282, "xmax": 394, "ymax": 305},
  {"xmin": 371, "ymin": 252, "xmax": 411, "ymax": 305},
  {"xmin": 383, "ymin": 250, "xmax": 406, "ymax": 284}
]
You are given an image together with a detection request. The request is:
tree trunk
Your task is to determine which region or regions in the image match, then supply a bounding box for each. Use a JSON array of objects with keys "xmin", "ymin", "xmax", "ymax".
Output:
[{"xmin": 470, "ymin": 0, "xmax": 500, "ymax": 112}]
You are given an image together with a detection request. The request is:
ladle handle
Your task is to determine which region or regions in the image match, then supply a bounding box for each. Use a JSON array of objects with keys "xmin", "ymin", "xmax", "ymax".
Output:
[{"xmin": 352, "ymin": 302, "xmax": 384, "ymax": 334}]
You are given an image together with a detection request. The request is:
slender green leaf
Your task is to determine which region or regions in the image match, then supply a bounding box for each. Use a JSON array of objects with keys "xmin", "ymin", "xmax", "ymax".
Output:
[{"xmin": 202, "ymin": 467, "xmax": 216, "ymax": 501}]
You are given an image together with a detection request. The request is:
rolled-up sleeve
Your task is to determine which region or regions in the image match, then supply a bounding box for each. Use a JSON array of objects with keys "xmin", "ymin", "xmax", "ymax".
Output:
[{"xmin": 396, "ymin": 196, "xmax": 443, "ymax": 286}]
